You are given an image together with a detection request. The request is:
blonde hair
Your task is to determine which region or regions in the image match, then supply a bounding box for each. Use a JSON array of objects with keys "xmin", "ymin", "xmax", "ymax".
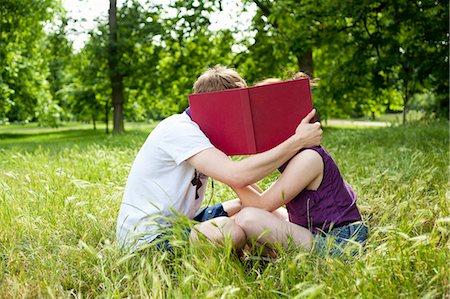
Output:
[
  {"xmin": 193, "ymin": 65, "xmax": 247, "ymax": 93},
  {"xmin": 292, "ymin": 72, "xmax": 319, "ymax": 87},
  {"xmin": 254, "ymin": 78, "xmax": 283, "ymax": 86},
  {"xmin": 254, "ymin": 72, "xmax": 319, "ymax": 88}
]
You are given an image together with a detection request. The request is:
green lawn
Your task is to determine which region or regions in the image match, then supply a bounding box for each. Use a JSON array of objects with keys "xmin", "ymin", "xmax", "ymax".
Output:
[{"xmin": 0, "ymin": 121, "xmax": 448, "ymax": 298}]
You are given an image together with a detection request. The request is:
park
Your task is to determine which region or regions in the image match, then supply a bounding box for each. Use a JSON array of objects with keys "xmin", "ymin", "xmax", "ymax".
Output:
[{"xmin": 1, "ymin": 0, "xmax": 448, "ymax": 298}]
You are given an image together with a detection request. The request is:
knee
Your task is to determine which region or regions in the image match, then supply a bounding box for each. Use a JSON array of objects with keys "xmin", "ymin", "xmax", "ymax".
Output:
[
  {"xmin": 222, "ymin": 217, "xmax": 246, "ymax": 249},
  {"xmin": 234, "ymin": 207, "xmax": 265, "ymax": 229},
  {"xmin": 193, "ymin": 216, "xmax": 246, "ymax": 249}
]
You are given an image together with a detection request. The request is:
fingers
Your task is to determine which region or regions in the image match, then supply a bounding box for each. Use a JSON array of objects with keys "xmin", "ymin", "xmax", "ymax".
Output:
[
  {"xmin": 300, "ymin": 109, "xmax": 316, "ymax": 124},
  {"xmin": 316, "ymin": 122, "xmax": 323, "ymax": 139},
  {"xmin": 314, "ymin": 121, "xmax": 322, "ymax": 130},
  {"xmin": 310, "ymin": 122, "xmax": 323, "ymax": 144}
]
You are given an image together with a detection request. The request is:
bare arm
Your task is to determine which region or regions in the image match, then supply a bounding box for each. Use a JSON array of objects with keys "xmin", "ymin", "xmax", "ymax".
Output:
[
  {"xmin": 250, "ymin": 183, "xmax": 263, "ymax": 193},
  {"xmin": 187, "ymin": 109, "xmax": 322, "ymax": 188},
  {"xmin": 232, "ymin": 149, "xmax": 324, "ymax": 211},
  {"xmin": 221, "ymin": 183, "xmax": 263, "ymax": 216}
]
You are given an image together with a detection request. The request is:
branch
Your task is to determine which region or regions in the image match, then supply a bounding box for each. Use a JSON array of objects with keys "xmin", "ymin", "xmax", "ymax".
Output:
[
  {"xmin": 363, "ymin": 16, "xmax": 381, "ymax": 60},
  {"xmin": 252, "ymin": 0, "xmax": 278, "ymax": 28}
]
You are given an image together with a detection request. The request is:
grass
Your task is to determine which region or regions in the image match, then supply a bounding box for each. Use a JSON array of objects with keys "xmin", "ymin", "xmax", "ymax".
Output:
[
  {"xmin": 339, "ymin": 111, "xmax": 431, "ymax": 124},
  {"xmin": 0, "ymin": 120, "xmax": 448, "ymax": 298}
]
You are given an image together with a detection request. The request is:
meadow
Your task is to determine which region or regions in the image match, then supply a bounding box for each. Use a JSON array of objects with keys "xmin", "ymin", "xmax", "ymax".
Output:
[{"xmin": 0, "ymin": 120, "xmax": 448, "ymax": 298}]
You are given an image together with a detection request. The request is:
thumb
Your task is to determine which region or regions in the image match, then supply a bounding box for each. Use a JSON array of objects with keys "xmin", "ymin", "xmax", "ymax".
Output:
[{"xmin": 300, "ymin": 109, "xmax": 316, "ymax": 124}]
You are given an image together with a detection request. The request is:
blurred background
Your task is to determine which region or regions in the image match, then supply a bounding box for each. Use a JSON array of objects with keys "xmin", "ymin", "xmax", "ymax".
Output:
[{"xmin": 1, "ymin": 0, "xmax": 448, "ymax": 132}]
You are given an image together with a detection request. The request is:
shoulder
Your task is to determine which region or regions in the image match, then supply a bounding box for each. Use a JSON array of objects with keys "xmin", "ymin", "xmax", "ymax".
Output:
[
  {"xmin": 297, "ymin": 148, "xmax": 323, "ymax": 162},
  {"xmin": 159, "ymin": 113, "xmax": 196, "ymax": 126},
  {"xmin": 158, "ymin": 113, "xmax": 204, "ymax": 137},
  {"xmin": 157, "ymin": 113, "xmax": 213, "ymax": 164},
  {"xmin": 284, "ymin": 148, "xmax": 323, "ymax": 173},
  {"xmin": 279, "ymin": 146, "xmax": 324, "ymax": 173},
  {"xmin": 299, "ymin": 146, "xmax": 330, "ymax": 164}
]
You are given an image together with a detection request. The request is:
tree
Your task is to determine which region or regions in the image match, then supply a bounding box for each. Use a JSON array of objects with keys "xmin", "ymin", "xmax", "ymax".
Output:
[
  {"xmin": 237, "ymin": 0, "xmax": 323, "ymax": 82},
  {"xmin": 239, "ymin": 0, "xmax": 448, "ymax": 122},
  {"xmin": 117, "ymin": 0, "xmax": 163, "ymax": 121},
  {"xmin": 46, "ymin": 17, "xmax": 74, "ymax": 122},
  {"xmin": 0, "ymin": 0, "xmax": 61, "ymax": 125},
  {"xmin": 317, "ymin": 0, "xmax": 449, "ymax": 123},
  {"xmin": 150, "ymin": 0, "xmax": 237, "ymax": 117},
  {"xmin": 60, "ymin": 36, "xmax": 110, "ymax": 131},
  {"xmin": 3, "ymin": 0, "xmax": 445, "ymax": 126},
  {"xmin": 381, "ymin": 0, "xmax": 449, "ymax": 123},
  {"xmin": 108, "ymin": 0, "xmax": 125, "ymax": 133}
]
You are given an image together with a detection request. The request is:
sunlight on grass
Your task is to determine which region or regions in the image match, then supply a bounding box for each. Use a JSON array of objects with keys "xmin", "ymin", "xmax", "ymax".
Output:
[{"xmin": 0, "ymin": 121, "xmax": 448, "ymax": 297}]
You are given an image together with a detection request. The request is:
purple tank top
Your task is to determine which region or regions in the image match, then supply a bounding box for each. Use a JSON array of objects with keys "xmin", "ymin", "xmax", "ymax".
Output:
[{"xmin": 279, "ymin": 146, "xmax": 362, "ymax": 231}]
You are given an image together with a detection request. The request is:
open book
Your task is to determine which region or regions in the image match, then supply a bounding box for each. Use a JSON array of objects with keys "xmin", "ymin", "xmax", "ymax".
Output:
[{"xmin": 188, "ymin": 78, "xmax": 313, "ymax": 155}]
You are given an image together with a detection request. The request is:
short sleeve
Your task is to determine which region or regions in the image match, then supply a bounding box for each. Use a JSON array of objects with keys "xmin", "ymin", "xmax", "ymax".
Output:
[{"xmin": 159, "ymin": 118, "xmax": 214, "ymax": 165}]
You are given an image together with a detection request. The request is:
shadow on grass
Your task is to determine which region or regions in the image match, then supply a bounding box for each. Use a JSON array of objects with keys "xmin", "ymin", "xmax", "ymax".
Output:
[
  {"xmin": 0, "ymin": 130, "xmax": 98, "ymax": 140},
  {"xmin": 1, "ymin": 122, "xmax": 447, "ymax": 154},
  {"xmin": 0, "ymin": 128, "xmax": 150, "ymax": 153}
]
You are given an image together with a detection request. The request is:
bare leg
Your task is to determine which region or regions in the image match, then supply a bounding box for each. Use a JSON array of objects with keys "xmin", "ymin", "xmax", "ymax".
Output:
[
  {"xmin": 190, "ymin": 216, "xmax": 246, "ymax": 250},
  {"xmin": 221, "ymin": 198, "xmax": 242, "ymax": 216},
  {"xmin": 234, "ymin": 207, "xmax": 313, "ymax": 251},
  {"xmin": 272, "ymin": 207, "xmax": 289, "ymax": 221},
  {"xmin": 222, "ymin": 198, "xmax": 288, "ymax": 220}
]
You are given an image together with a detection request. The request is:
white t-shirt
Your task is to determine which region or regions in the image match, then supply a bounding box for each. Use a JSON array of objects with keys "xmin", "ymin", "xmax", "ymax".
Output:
[{"xmin": 116, "ymin": 112, "xmax": 214, "ymax": 249}]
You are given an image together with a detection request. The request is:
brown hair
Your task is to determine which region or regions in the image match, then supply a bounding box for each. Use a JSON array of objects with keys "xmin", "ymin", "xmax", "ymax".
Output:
[{"xmin": 193, "ymin": 65, "xmax": 247, "ymax": 93}]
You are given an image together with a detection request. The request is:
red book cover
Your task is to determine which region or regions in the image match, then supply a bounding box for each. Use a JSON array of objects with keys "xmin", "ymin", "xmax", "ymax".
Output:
[{"xmin": 188, "ymin": 79, "xmax": 313, "ymax": 155}]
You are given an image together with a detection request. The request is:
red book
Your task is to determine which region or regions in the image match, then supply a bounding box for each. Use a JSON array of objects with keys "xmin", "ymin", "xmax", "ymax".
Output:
[{"xmin": 188, "ymin": 79, "xmax": 313, "ymax": 155}]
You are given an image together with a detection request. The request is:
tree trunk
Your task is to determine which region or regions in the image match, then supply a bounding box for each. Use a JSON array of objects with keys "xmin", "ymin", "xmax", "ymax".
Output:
[
  {"xmin": 92, "ymin": 115, "xmax": 96, "ymax": 131},
  {"xmin": 402, "ymin": 81, "xmax": 414, "ymax": 126},
  {"xmin": 105, "ymin": 101, "xmax": 109, "ymax": 134},
  {"xmin": 297, "ymin": 49, "xmax": 314, "ymax": 77},
  {"xmin": 108, "ymin": 0, "xmax": 124, "ymax": 134},
  {"xmin": 402, "ymin": 95, "xmax": 408, "ymax": 126},
  {"xmin": 111, "ymin": 75, "xmax": 125, "ymax": 133}
]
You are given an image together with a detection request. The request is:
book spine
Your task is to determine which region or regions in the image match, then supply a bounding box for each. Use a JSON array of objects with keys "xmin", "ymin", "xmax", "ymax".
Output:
[{"xmin": 239, "ymin": 89, "xmax": 257, "ymax": 154}]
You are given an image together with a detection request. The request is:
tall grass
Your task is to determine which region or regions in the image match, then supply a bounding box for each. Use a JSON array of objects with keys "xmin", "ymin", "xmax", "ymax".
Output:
[{"xmin": 0, "ymin": 121, "xmax": 448, "ymax": 298}]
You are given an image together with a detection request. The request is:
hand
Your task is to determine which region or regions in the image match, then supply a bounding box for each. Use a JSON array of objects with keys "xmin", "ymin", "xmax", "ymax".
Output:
[{"xmin": 295, "ymin": 109, "xmax": 322, "ymax": 148}]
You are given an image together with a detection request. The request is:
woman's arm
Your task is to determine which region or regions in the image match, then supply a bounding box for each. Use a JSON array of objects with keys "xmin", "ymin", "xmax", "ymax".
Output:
[
  {"xmin": 250, "ymin": 183, "xmax": 263, "ymax": 193},
  {"xmin": 232, "ymin": 149, "xmax": 324, "ymax": 212},
  {"xmin": 187, "ymin": 110, "xmax": 322, "ymax": 189},
  {"xmin": 221, "ymin": 183, "xmax": 263, "ymax": 216}
]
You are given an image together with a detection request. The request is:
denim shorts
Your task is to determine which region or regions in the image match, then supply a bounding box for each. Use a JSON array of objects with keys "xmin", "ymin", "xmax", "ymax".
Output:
[
  {"xmin": 193, "ymin": 203, "xmax": 228, "ymax": 222},
  {"xmin": 155, "ymin": 203, "xmax": 228, "ymax": 252},
  {"xmin": 313, "ymin": 223, "xmax": 369, "ymax": 257}
]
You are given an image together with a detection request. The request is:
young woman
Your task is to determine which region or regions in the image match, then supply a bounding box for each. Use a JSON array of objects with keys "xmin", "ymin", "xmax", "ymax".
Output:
[{"xmin": 233, "ymin": 75, "xmax": 368, "ymax": 256}]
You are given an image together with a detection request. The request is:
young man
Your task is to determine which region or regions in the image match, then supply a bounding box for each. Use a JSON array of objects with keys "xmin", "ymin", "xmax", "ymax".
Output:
[{"xmin": 116, "ymin": 65, "xmax": 322, "ymax": 252}]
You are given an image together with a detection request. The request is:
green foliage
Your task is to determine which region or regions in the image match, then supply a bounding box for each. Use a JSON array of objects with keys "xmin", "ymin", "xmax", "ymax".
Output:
[
  {"xmin": 1, "ymin": 0, "xmax": 447, "ymax": 125},
  {"xmin": 0, "ymin": 122, "xmax": 448, "ymax": 297},
  {"xmin": 65, "ymin": 0, "xmax": 236, "ymax": 122},
  {"xmin": 45, "ymin": 17, "xmax": 74, "ymax": 121},
  {"xmin": 239, "ymin": 0, "xmax": 449, "ymax": 121},
  {"xmin": 115, "ymin": 1, "xmax": 164, "ymax": 122},
  {"xmin": 316, "ymin": 0, "xmax": 449, "ymax": 121},
  {"xmin": 0, "ymin": 0, "xmax": 63, "ymax": 126},
  {"xmin": 151, "ymin": 0, "xmax": 237, "ymax": 117},
  {"xmin": 63, "ymin": 22, "xmax": 112, "ymax": 128}
]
